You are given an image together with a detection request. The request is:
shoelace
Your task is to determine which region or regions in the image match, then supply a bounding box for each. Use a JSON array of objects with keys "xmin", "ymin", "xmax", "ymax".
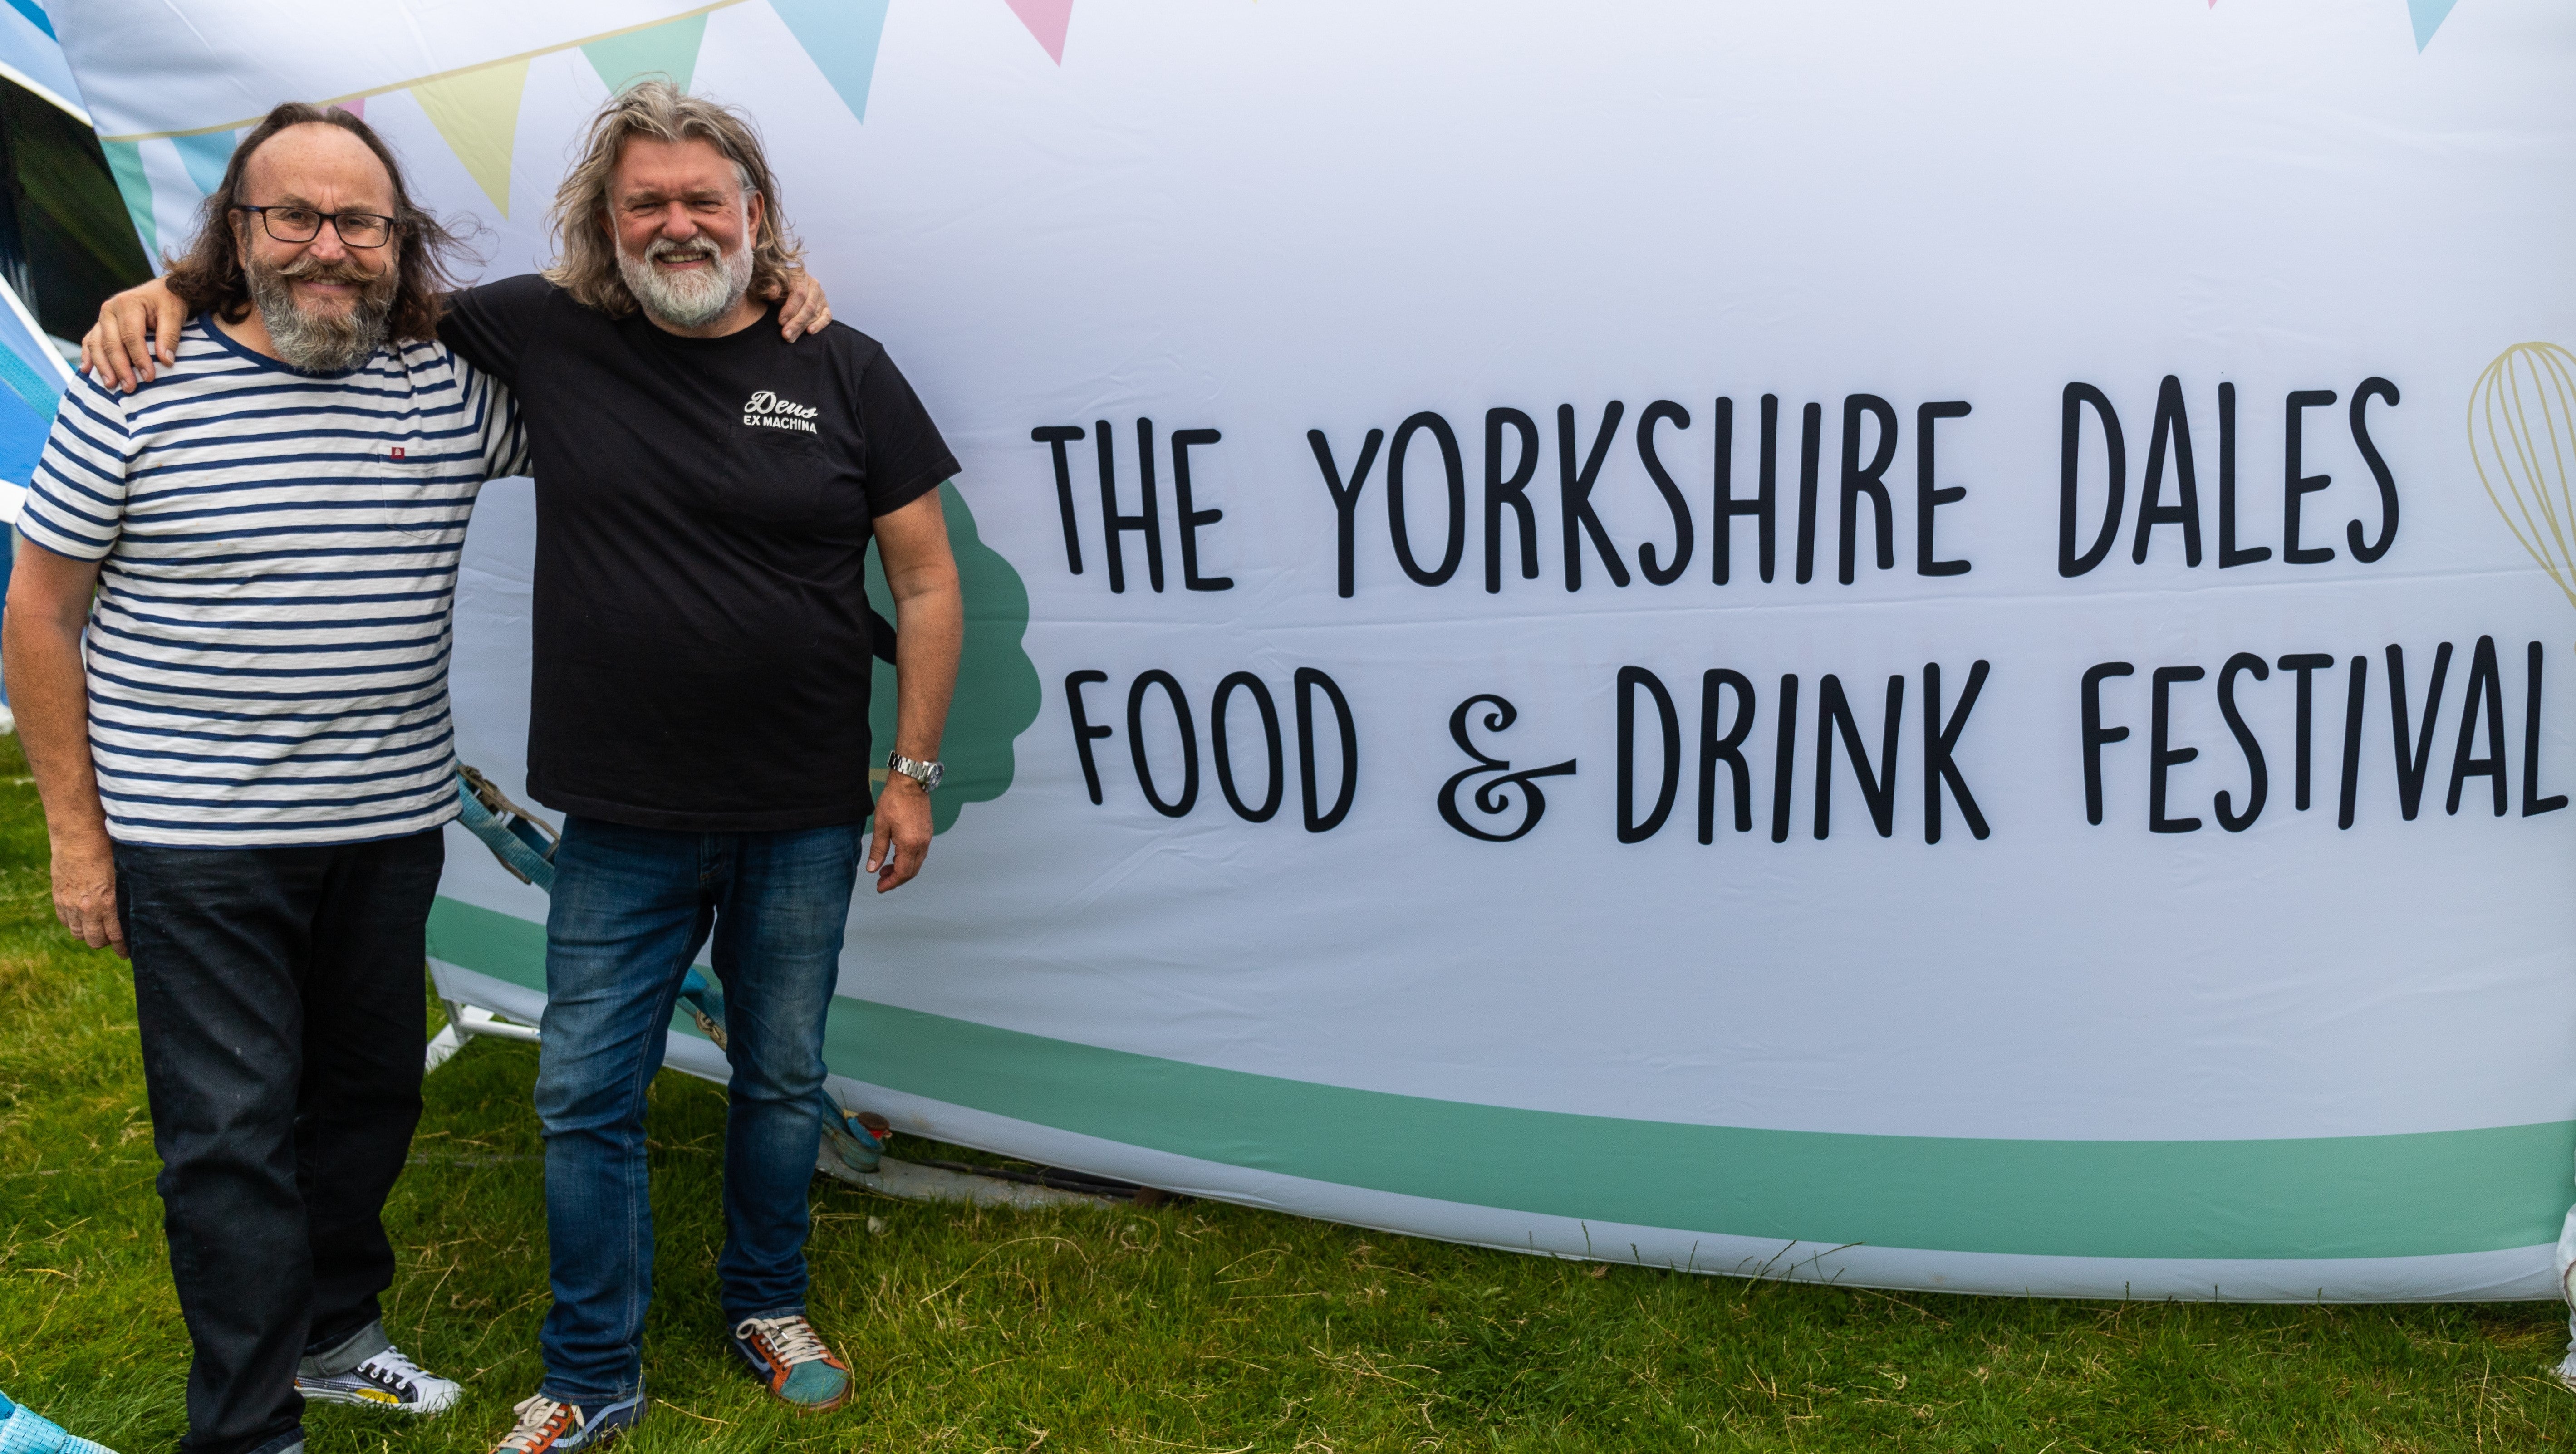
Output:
[
  {"xmin": 356, "ymin": 1346, "xmax": 429, "ymax": 1391},
  {"xmin": 496, "ymin": 1395, "xmax": 579, "ymax": 1454},
  {"xmin": 736, "ymin": 1314, "xmax": 831, "ymax": 1366}
]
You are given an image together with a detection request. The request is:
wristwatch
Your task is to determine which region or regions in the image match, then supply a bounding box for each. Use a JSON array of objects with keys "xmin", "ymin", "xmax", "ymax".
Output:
[{"xmin": 887, "ymin": 751, "xmax": 944, "ymax": 792}]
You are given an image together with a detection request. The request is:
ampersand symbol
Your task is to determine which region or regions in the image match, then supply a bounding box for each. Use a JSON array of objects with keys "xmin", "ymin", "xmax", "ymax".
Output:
[{"xmin": 1437, "ymin": 694, "xmax": 1578, "ymax": 843}]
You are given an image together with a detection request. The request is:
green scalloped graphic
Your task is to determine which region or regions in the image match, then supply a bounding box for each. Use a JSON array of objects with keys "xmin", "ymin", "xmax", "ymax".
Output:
[
  {"xmin": 426, "ymin": 895, "xmax": 2576, "ymax": 1263},
  {"xmin": 867, "ymin": 480, "xmax": 1041, "ymax": 832}
]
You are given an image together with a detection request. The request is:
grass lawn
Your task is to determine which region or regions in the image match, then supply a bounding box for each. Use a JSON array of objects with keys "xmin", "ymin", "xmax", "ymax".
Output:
[{"xmin": 5, "ymin": 736, "xmax": 2576, "ymax": 1452}]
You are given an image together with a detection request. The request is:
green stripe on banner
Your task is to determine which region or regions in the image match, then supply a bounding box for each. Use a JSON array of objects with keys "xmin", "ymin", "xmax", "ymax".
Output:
[
  {"xmin": 99, "ymin": 139, "xmax": 155, "ymax": 259},
  {"xmin": 426, "ymin": 896, "xmax": 710, "ymax": 1043},
  {"xmin": 428, "ymin": 895, "xmax": 549, "ymax": 989},
  {"xmin": 426, "ymin": 896, "xmax": 2576, "ymax": 1261}
]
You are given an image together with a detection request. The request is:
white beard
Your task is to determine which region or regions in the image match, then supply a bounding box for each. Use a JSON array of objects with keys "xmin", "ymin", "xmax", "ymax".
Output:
[
  {"xmin": 246, "ymin": 255, "xmax": 393, "ymax": 374},
  {"xmin": 618, "ymin": 230, "xmax": 754, "ymax": 330}
]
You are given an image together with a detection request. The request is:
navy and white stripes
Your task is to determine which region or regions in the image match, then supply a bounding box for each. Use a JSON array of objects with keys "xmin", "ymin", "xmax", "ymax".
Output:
[{"xmin": 19, "ymin": 318, "xmax": 527, "ymax": 847}]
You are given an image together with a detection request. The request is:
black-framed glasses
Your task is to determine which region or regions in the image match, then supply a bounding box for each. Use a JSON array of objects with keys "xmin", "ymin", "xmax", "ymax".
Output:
[{"xmin": 234, "ymin": 204, "xmax": 395, "ymax": 248}]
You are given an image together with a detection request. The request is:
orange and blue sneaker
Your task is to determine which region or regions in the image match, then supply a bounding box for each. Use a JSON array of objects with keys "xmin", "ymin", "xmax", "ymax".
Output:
[
  {"xmin": 486, "ymin": 1391, "xmax": 643, "ymax": 1452},
  {"xmin": 730, "ymin": 1314, "xmax": 850, "ymax": 1412}
]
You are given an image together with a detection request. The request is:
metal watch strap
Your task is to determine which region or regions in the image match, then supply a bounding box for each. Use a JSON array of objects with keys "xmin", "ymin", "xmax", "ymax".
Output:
[{"xmin": 887, "ymin": 751, "xmax": 944, "ymax": 792}]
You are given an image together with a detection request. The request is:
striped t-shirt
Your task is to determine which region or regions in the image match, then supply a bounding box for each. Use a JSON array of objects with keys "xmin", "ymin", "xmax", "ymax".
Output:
[{"xmin": 19, "ymin": 316, "xmax": 528, "ymax": 848}]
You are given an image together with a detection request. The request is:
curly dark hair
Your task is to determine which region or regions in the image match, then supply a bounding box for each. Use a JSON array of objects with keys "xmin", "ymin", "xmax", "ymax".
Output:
[{"xmin": 162, "ymin": 102, "xmax": 473, "ymax": 342}]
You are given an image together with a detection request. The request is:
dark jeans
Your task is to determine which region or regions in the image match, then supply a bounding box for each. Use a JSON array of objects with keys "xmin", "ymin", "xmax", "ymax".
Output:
[
  {"xmin": 535, "ymin": 814, "xmax": 861, "ymax": 1403},
  {"xmin": 117, "ymin": 829, "xmax": 444, "ymax": 1454}
]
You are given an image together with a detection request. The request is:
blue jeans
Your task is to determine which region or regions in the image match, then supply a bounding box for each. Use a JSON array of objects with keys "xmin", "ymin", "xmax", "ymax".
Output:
[{"xmin": 534, "ymin": 814, "xmax": 862, "ymax": 1403}]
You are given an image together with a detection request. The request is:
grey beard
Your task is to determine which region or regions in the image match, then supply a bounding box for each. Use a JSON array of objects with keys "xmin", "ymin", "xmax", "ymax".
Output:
[
  {"xmin": 246, "ymin": 261, "xmax": 392, "ymax": 374},
  {"xmin": 618, "ymin": 235, "xmax": 753, "ymax": 330}
]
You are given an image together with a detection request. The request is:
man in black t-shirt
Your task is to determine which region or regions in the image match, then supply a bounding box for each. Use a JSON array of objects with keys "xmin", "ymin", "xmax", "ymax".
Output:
[
  {"xmin": 442, "ymin": 85, "xmax": 962, "ymax": 1449},
  {"xmin": 85, "ymin": 83, "xmax": 962, "ymax": 1451}
]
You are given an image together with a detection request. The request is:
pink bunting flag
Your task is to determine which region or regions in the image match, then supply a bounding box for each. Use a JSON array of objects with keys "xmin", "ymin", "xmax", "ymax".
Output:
[{"xmin": 1005, "ymin": 0, "xmax": 1072, "ymax": 64}]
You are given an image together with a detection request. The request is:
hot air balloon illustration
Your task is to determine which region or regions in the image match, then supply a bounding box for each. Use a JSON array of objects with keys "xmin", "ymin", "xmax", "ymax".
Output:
[{"xmin": 2469, "ymin": 342, "xmax": 2576, "ymax": 613}]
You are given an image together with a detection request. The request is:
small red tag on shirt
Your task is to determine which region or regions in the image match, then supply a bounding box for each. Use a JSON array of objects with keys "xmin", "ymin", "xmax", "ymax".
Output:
[{"xmin": 390, "ymin": 446, "xmax": 406, "ymax": 460}]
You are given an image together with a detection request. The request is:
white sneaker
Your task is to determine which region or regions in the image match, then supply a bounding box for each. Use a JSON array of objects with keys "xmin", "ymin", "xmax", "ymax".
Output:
[{"xmin": 294, "ymin": 1344, "xmax": 461, "ymax": 1415}]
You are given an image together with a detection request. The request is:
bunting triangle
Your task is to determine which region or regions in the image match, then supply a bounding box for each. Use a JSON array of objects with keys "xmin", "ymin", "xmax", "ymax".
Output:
[
  {"xmin": 584, "ymin": 13, "xmax": 709, "ymax": 96},
  {"xmin": 412, "ymin": 59, "xmax": 528, "ymax": 216},
  {"xmin": 1003, "ymin": 0, "xmax": 1072, "ymax": 64},
  {"xmin": 3, "ymin": 0, "xmax": 55, "ymax": 40},
  {"xmin": 2407, "ymin": 0, "xmax": 2458, "ymax": 49},
  {"xmin": 100, "ymin": 138, "xmax": 156, "ymax": 258},
  {"xmin": 172, "ymin": 130, "xmax": 236, "ymax": 195},
  {"xmin": 771, "ymin": 0, "xmax": 892, "ymax": 122}
]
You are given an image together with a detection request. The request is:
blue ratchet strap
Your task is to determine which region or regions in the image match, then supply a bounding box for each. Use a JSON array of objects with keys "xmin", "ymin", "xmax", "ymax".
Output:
[
  {"xmin": 455, "ymin": 765, "xmax": 558, "ymax": 892},
  {"xmin": 676, "ymin": 967, "xmax": 886, "ymax": 1171},
  {"xmin": 447, "ymin": 767, "xmax": 891, "ymax": 1172}
]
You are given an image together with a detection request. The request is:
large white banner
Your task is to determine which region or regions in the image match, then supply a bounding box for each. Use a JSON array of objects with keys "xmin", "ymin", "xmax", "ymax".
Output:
[{"xmin": 51, "ymin": 0, "xmax": 2576, "ymax": 1300}]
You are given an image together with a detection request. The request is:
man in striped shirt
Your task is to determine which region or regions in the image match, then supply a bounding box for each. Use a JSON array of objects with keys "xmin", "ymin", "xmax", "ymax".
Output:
[
  {"xmin": 75, "ymin": 88, "xmax": 874, "ymax": 1452},
  {"xmin": 3, "ymin": 105, "xmax": 520, "ymax": 1454}
]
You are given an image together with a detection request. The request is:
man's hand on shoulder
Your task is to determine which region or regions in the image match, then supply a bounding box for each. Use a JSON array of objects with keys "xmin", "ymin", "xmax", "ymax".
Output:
[
  {"xmin": 867, "ymin": 774, "xmax": 932, "ymax": 893},
  {"xmin": 83, "ymin": 276, "xmax": 187, "ymax": 394},
  {"xmin": 773, "ymin": 270, "xmax": 831, "ymax": 342}
]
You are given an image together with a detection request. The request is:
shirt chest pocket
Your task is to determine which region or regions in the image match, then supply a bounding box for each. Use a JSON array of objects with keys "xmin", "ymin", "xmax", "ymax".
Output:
[
  {"xmin": 720, "ymin": 432, "xmax": 865, "ymax": 530},
  {"xmin": 368, "ymin": 439, "xmax": 460, "ymax": 539}
]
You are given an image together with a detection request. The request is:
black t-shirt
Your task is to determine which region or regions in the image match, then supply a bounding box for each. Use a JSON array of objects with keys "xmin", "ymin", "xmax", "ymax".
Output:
[{"xmin": 439, "ymin": 275, "xmax": 957, "ymax": 831}]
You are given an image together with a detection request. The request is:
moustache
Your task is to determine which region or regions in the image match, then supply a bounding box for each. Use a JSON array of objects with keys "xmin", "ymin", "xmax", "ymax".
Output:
[
  {"xmin": 270, "ymin": 255, "xmax": 388, "ymax": 289},
  {"xmin": 644, "ymin": 237, "xmax": 722, "ymax": 264}
]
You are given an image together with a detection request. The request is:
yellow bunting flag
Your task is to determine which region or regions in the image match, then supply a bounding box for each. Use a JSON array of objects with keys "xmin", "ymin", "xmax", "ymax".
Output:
[{"xmin": 411, "ymin": 59, "xmax": 529, "ymax": 216}]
